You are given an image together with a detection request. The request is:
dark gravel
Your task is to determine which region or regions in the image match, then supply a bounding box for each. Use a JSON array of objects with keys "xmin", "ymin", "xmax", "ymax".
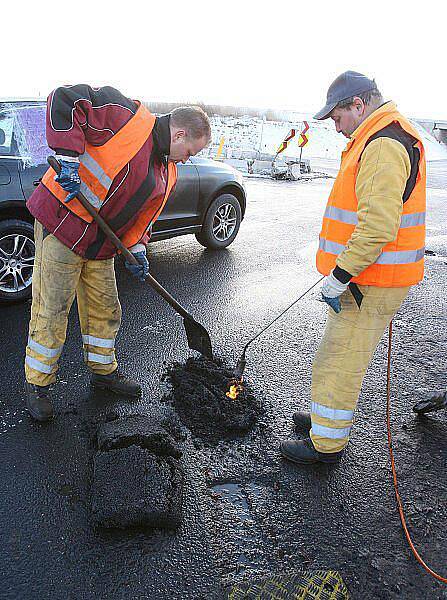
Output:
[{"xmin": 162, "ymin": 356, "xmax": 264, "ymax": 441}]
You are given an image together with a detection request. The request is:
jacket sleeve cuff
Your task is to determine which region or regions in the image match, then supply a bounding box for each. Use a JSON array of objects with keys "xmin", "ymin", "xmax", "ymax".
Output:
[
  {"xmin": 333, "ymin": 265, "xmax": 353, "ymax": 284},
  {"xmin": 128, "ymin": 243, "xmax": 146, "ymax": 253},
  {"xmin": 53, "ymin": 148, "xmax": 80, "ymax": 158}
]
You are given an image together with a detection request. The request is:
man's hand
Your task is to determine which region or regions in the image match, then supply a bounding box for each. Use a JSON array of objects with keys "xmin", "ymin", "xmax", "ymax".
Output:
[
  {"xmin": 125, "ymin": 245, "xmax": 149, "ymax": 282},
  {"xmin": 54, "ymin": 157, "xmax": 81, "ymax": 202},
  {"xmin": 321, "ymin": 271, "xmax": 349, "ymax": 313}
]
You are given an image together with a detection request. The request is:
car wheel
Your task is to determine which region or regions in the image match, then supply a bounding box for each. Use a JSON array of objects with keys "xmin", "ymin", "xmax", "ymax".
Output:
[
  {"xmin": 195, "ymin": 193, "xmax": 242, "ymax": 249},
  {"xmin": 0, "ymin": 219, "xmax": 35, "ymax": 304}
]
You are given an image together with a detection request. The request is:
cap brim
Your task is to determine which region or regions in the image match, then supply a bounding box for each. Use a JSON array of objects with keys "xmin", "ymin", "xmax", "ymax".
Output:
[{"xmin": 313, "ymin": 101, "xmax": 337, "ymax": 120}]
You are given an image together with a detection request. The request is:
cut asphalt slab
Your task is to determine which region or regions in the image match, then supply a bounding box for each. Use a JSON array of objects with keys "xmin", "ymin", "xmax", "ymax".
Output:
[{"xmin": 1, "ymin": 162, "xmax": 446, "ymax": 599}]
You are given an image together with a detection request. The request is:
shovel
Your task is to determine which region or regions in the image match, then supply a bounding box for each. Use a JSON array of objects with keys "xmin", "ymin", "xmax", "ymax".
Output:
[{"xmin": 47, "ymin": 156, "xmax": 213, "ymax": 359}]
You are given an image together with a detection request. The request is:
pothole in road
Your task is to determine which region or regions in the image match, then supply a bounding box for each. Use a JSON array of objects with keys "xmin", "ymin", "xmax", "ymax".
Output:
[
  {"xmin": 209, "ymin": 480, "xmax": 265, "ymax": 573},
  {"xmin": 162, "ymin": 356, "xmax": 264, "ymax": 442}
]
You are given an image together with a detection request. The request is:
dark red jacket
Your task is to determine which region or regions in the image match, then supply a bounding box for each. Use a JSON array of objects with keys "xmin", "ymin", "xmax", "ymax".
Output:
[{"xmin": 27, "ymin": 85, "xmax": 173, "ymax": 259}]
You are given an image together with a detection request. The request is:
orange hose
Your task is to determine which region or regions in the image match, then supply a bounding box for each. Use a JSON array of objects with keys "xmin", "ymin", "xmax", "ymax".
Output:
[{"xmin": 386, "ymin": 322, "xmax": 447, "ymax": 583}]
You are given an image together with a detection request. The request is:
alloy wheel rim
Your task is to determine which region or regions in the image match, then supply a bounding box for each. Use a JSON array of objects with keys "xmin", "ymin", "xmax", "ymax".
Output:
[
  {"xmin": 212, "ymin": 203, "xmax": 237, "ymax": 241},
  {"xmin": 0, "ymin": 233, "xmax": 35, "ymax": 294}
]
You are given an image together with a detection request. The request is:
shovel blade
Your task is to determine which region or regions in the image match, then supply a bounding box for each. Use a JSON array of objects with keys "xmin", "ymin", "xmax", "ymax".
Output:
[{"xmin": 183, "ymin": 317, "xmax": 213, "ymax": 360}]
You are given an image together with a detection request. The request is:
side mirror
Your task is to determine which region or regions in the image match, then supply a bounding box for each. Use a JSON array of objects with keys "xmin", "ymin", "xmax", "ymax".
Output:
[{"xmin": 0, "ymin": 129, "xmax": 5, "ymax": 146}]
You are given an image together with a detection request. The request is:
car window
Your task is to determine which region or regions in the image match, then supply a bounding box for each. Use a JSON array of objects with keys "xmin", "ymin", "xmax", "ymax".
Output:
[
  {"xmin": 0, "ymin": 103, "xmax": 49, "ymax": 165},
  {"xmin": 0, "ymin": 114, "xmax": 14, "ymax": 156}
]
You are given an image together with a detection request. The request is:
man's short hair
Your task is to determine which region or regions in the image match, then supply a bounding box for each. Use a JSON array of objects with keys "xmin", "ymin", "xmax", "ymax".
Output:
[
  {"xmin": 171, "ymin": 106, "xmax": 211, "ymax": 141},
  {"xmin": 336, "ymin": 88, "xmax": 384, "ymax": 110}
]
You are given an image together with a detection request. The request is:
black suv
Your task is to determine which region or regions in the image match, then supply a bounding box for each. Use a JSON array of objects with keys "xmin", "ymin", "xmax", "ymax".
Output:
[{"xmin": 0, "ymin": 101, "xmax": 246, "ymax": 303}]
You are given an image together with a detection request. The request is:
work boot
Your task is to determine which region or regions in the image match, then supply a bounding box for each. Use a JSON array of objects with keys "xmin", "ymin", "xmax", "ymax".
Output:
[
  {"xmin": 90, "ymin": 369, "xmax": 141, "ymax": 398},
  {"xmin": 292, "ymin": 410, "xmax": 311, "ymax": 431},
  {"xmin": 25, "ymin": 382, "xmax": 54, "ymax": 422},
  {"xmin": 280, "ymin": 437, "xmax": 343, "ymax": 465}
]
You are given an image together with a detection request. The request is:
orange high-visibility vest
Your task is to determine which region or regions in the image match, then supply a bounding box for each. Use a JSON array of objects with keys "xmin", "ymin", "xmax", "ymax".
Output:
[
  {"xmin": 316, "ymin": 102, "xmax": 426, "ymax": 287},
  {"xmin": 42, "ymin": 103, "xmax": 177, "ymax": 246}
]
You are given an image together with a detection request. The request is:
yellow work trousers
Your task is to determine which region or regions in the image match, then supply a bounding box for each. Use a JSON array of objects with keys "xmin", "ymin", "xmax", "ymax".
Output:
[
  {"xmin": 310, "ymin": 284, "xmax": 410, "ymax": 453},
  {"xmin": 25, "ymin": 221, "xmax": 121, "ymax": 386}
]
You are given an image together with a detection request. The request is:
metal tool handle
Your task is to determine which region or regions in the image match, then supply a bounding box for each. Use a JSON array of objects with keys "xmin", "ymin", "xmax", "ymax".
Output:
[{"xmin": 47, "ymin": 156, "xmax": 193, "ymax": 321}]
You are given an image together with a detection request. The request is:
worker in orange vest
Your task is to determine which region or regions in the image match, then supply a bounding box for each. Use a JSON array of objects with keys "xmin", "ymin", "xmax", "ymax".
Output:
[
  {"xmin": 280, "ymin": 71, "xmax": 426, "ymax": 464},
  {"xmin": 24, "ymin": 85, "xmax": 211, "ymax": 422}
]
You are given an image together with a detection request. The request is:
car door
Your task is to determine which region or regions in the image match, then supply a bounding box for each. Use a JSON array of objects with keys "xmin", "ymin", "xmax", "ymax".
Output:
[
  {"xmin": 18, "ymin": 161, "xmax": 47, "ymax": 200},
  {"xmin": 153, "ymin": 160, "xmax": 201, "ymax": 232}
]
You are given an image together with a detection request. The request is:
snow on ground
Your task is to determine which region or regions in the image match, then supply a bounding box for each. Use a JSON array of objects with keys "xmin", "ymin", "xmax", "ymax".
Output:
[{"xmin": 202, "ymin": 113, "xmax": 447, "ymax": 163}]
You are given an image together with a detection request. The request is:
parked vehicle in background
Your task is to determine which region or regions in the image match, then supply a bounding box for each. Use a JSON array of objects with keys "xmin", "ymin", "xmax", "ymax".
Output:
[{"xmin": 0, "ymin": 101, "xmax": 246, "ymax": 304}]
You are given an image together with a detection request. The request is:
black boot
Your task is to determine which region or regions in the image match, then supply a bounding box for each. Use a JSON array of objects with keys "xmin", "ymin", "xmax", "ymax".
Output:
[
  {"xmin": 292, "ymin": 410, "xmax": 311, "ymax": 431},
  {"xmin": 25, "ymin": 382, "xmax": 54, "ymax": 422},
  {"xmin": 91, "ymin": 369, "xmax": 141, "ymax": 398},
  {"xmin": 280, "ymin": 437, "xmax": 343, "ymax": 465}
]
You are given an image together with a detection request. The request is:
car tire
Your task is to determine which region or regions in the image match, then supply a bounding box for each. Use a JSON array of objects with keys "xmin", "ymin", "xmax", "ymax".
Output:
[
  {"xmin": 0, "ymin": 219, "xmax": 35, "ymax": 304},
  {"xmin": 195, "ymin": 193, "xmax": 242, "ymax": 250}
]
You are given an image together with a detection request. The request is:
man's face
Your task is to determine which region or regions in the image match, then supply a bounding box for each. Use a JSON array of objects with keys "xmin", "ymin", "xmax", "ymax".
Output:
[
  {"xmin": 168, "ymin": 129, "xmax": 209, "ymax": 163},
  {"xmin": 329, "ymin": 98, "xmax": 366, "ymax": 138}
]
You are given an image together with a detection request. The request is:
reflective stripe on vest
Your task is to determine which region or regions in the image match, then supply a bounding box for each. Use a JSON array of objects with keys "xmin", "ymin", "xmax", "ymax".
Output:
[
  {"xmin": 324, "ymin": 207, "xmax": 426, "ymax": 229},
  {"xmin": 41, "ymin": 103, "xmax": 156, "ymax": 223},
  {"xmin": 79, "ymin": 152, "xmax": 113, "ymax": 191},
  {"xmin": 319, "ymin": 237, "xmax": 425, "ymax": 265},
  {"xmin": 78, "ymin": 178, "xmax": 103, "ymax": 209}
]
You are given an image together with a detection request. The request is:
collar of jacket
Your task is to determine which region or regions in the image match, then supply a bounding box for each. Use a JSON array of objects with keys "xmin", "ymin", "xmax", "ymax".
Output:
[
  {"xmin": 349, "ymin": 101, "xmax": 397, "ymax": 142},
  {"xmin": 153, "ymin": 114, "xmax": 171, "ymax": 157}
]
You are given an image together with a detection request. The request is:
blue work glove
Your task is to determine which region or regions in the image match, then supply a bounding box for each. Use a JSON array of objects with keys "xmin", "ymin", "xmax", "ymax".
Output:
[
  {"xmin": 320, "ymin": 271, "xmax": 349, "ymax": 314},
  {"xmin": 54, "ymin": 158, "xmax": 81, "ymax": 202},
  {"xmin": 125, "ymin": 248, "xmax": 149, "ymax": 282},
  {"xmin": 321, "ymin": 295, "xmax": 342, "ymax": 314}
]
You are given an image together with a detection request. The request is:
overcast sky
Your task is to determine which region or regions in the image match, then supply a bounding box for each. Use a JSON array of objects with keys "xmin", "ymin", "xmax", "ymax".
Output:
[{"xmin": 4, "ymin": 0, "xmax": 446, "ymax": 120}]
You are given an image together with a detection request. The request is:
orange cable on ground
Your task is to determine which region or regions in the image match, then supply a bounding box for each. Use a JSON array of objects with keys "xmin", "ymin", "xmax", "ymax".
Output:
[{"xmin": 386, "ymin": 321, "xmax": 447, "ymax": 584}]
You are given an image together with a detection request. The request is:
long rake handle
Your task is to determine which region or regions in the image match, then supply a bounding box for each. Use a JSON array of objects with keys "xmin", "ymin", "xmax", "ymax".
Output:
[{"xmin": 48, "ymin": 156, "xmax": 193, "ymax": 321}]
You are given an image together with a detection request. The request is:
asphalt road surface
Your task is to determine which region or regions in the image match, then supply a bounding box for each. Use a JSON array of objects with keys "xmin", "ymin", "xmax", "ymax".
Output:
[{"xmin": 1, "ymin": 162, "xmax": 446, "ymax": 599}]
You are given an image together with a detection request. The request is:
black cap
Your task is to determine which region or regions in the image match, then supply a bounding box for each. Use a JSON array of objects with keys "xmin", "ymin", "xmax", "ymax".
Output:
[{"xmin": 314, "ymin": 71, "xmax": 377, "ymax": 120}]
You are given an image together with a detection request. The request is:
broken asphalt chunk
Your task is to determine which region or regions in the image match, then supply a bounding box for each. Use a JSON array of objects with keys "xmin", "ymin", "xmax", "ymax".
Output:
[
  {"xmin": 97, "ymin": 415, "xmax": 182, "ymax": 458},
  {"xmin": 91, "ymin": 446, "xmax": 183, "ymax": 530}
]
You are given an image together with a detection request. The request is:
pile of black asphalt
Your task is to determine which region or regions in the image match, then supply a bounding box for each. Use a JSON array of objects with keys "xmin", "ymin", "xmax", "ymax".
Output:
[
  {"xmin": 91, "ymin": 414, "xmax": 184, "ymax": 530},
  {"xmin": 162, "ymin": 355, "xmax": 263, "ymax": 441}
]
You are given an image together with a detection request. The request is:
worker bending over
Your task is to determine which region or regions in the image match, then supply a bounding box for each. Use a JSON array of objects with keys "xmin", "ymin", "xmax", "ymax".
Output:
[{"xmin": 25, "ymin": 84, "xmax": 211, "ymax": 422}]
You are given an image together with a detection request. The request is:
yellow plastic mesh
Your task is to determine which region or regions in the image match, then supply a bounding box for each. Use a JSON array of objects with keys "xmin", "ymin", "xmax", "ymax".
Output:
[{"xmin": 228, "ymin": 570, "xmax": 350, "ymax": 600}]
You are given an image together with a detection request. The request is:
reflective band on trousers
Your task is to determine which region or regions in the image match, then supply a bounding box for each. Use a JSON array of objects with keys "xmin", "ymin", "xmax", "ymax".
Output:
[
  {"xmin": 324, "ymin": 207, "xmax": 426, "ymax": 229},
  {"xmin": 319, "ymin": 238, "xmax": 425, "ymax": 265},
  {"xmin": 311, "ymin": 401, "xmax": 353, "ymax": 422},
  {"xmin": 311, "ymin": 422, "xmax": 352, "ymax": 439},
  {"xmin": 79, "ymin": 152, "xmax": 113, "ymax": 191},
  {"xmin": 25, "ymin": 356, "xmax": 56, "ymax": 374},
  {"xmin": 27, "ymin": 337, "xmax": 63, "ymax": 358},
  {"xmin": 82, "ymin": 334, "xmax": 115, "ymax": 349},
  {"xmin": 86, "ymin": 352, "xmax": 115, "ymax": 364}
]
